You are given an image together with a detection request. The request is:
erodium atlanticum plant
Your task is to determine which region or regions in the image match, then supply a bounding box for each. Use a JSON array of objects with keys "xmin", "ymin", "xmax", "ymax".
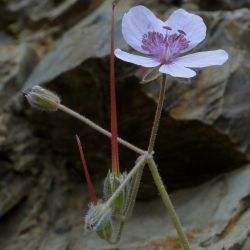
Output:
[
  {"xmin": 24, "ymin": 3, "xmax": 229, "ymax": 250},
  {"xmin": 115, "ymin": 6, "xmax": 228, "ymax": 78}
]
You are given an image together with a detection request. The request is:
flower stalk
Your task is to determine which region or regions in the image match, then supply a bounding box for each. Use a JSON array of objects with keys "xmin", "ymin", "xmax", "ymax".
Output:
[
  {"xmin": 147, "ymin": 74, "xmax": 167, "ymax": 154},
  {"xmin": 145, "ymin": 74, "xmax": 190, "ymax": 250},
  {"xmin": 57, "ymin": 104, "xmax": 145, "ymax": 155},
  {"xmin": 147, "ymin": 157, "xmax": 191, "ymax": 250}
]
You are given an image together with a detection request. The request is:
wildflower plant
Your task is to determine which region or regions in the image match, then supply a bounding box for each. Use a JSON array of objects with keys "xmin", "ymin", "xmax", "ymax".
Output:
[{"xmin": 25, "ymin": 2, "xmax": 228, "ymax": 250}]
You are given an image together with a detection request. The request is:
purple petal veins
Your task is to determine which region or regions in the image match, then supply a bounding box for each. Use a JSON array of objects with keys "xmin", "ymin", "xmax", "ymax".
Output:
[{"xmin": 141, "ymin": 30, "xmax": 190, "ymax": 64}]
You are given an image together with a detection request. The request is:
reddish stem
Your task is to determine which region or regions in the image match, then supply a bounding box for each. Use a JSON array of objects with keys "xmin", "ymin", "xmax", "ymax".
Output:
[
  {"xmin": 110, "ymin": 3, "xmax": 120, "ymax": 176},
  {"xmin": 75, "ymin": 135, "xmax": 97, "ymax": 204}
]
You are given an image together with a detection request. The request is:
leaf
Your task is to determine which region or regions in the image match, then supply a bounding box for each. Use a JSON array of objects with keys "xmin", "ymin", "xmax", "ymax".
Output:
[{"xmin": 140, "ymin": 67, "xmax": 162, "ymax": 84}]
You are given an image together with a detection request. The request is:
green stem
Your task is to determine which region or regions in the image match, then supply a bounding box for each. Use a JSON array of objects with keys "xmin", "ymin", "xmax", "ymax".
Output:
[
  {"xmin": 58, "ymin": 104, "xmax": 145, "ymax": 155},
  {"xmin": 147, "ymin": 74, "xmax": 167, "ymax": 154},
  {"xmin": 147, "ymin": 157, "xmax": 191, "ymax": 250},
  {"xmin": 110, "ymin": 161, "xmax": 146, "ymax": 243},
  {"xmin": 106, "ymin": 221, "xmax": 125, "ymax": 245},
  {"xmin": 124, "ymin": 163, "xmax": 146, "ymax": 219}
]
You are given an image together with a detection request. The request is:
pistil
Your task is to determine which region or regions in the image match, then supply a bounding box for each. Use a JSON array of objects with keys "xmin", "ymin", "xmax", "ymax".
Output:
[
  {"xmin": 110, "ymin": 2, "xmax": 120, "ymax": 176},
  {"xmin": 75, "ymin": 135, "xmax": 97, "ymax": 204}
]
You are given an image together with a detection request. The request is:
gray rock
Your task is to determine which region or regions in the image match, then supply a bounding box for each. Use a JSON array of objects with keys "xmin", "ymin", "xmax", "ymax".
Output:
[
  {"xmin": 0, "ymin": 43, "xmax": 38, "ymax": 110},
  {"xmin": 0, "ymin": 1, "xmax": 250, "ymax": 249}
]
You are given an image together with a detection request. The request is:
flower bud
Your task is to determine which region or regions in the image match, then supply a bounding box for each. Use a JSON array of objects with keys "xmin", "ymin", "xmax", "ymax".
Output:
[
  {"xmin": 103, "ymin": 171, "xmax": 131, "ymax": 215},
  {"xmin": 24, "ymin": 85, "xmax": 61, "ymax": 112},
  {"xmin": 84, "ymin": 202, "xmax": 113, "ymax": 240},
  {"xmin": 96, "ymin": 222, "xmax": 113, "ymax": 240}
]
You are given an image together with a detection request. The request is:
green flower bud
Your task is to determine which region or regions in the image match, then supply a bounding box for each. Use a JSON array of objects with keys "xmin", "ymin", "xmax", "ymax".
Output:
[
  {"xmin": 24, "ymin": 85, "xmax": 61, "ymax": 112},
  {"xmin": 96, "ymin": 221, "xmax": 113, "ymax": 240},
  {"xmin": 103, "ymin": 171, "xmax": 131, "ymax": 216},
  {"xmin": 84, "ymin": 202, "xmax": 113, "ymax": 240}
]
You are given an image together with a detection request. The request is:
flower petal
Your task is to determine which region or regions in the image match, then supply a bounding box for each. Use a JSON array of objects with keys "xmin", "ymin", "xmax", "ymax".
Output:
[
  {"xmin": 159, "ymin": 63, "xmax": 196, "ymax": 78},
  {"xmin": 115, "ymin": 49, "xmax": 161, "ymax": 67},
  {"xmin": 165, "ymin": 9, "xmax": 206, "ymax": 52},
  {"xmin": 122, "ymin": 5, "xmax": 165, "ymax": 54},
  {"xmin": 175, "ymin": 50, "xmax": 229, "ymax": 68}
]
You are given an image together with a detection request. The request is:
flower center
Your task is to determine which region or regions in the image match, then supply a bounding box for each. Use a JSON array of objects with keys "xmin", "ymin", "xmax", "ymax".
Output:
[{"xmin": 141, "ymin": 28, "xmax": 190, "ymax": 64}]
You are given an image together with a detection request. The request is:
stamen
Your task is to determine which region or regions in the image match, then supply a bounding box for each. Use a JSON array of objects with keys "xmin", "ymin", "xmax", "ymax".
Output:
[
  {"xmin": 178, "ymin": 30, "xmax": 186, "ymax": 36},
  {"xmin": 141, "ymin": 31, "xmax": 165, "ymax": 55},
  {"xmin": 141, "ymin": 29, "xmax": 189, "ymax": 63},
  {"xmin": 163, "ymin": 26, "xmax": 172, "ymax": 31}
]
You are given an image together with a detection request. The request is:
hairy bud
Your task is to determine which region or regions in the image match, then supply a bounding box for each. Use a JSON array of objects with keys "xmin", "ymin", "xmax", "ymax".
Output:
[
  {"xmin": 103, "ymin": 171, "xmax": 131, "ymax": 215},
  {"xmin": 24, "ymin": 85, "xmax": 61, "ymax": 112},
  {"xmin": 84, "ymin": 202, "xmax": 113, "ymax": 240}
]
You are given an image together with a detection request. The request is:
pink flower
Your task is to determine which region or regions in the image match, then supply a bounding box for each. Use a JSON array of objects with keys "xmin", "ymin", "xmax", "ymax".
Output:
[{"xmin": 115, "ymin": 6, "xmax": 228, "ymax": 78}]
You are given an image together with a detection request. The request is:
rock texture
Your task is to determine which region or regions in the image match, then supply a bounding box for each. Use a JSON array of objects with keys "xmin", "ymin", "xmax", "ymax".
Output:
[{"xmin": 0, "ymin": 0, "xmax": 250, "ymax": 249}]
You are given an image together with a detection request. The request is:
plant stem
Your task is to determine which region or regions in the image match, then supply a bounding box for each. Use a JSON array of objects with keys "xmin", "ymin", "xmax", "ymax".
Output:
[
  {"xmin": 106, "ymin": 221, "xmax": 125, "ymax": 245},
  {"xmin": 105, "ymin": 154, "xmax": 148, "ymax": 208},
  {"xmin": 147, "ymin": 74, "xmax": 167, "ymax": 154},
  {"xmin": 147, "ymin": 157, "xmax": 191, "ymax": 250},
  {"xmin": 58, "ymin": 104, "xmax": 145, "ymax": 155},
  {"xmin": 123, "ymin": 164, "xmax": 145, "ymax": 219}
]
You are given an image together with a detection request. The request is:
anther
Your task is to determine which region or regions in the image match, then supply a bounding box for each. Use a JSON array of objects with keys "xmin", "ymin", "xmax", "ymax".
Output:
[
  {"xmin": 163, "ymin": 26, "xmax": 172, "ymax": 30},
  {"xmin": 178, "ymin": 29, "xmax": 186, "ymax": 35}
]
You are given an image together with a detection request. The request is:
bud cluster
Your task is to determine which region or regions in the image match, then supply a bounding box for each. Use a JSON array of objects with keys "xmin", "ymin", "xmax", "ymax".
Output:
[{"xmin": 84, "ymin": 171, "xmax": 132, "ymax": 242}]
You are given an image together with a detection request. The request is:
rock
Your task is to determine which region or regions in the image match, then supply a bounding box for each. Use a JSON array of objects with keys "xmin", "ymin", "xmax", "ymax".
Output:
[
  {"xmin": 197, "ymin": 0, "xmax": 250, "ymax": 10},
  {"xmin": 0, "ymin": 43, "xmax": 38, "ymax": 110},
  {"xmin": 0, "ymin": 1, "xmax": 250, "ymax": 250},
  {"xmin": 118, "ymin": 166, "xmax": 250, "ymax": 250},
  {"xmin": 0, "ymin": 172, "xmax": 32, "ymax": 218},
  {"xmin": 7, "ymin": 0, "xmax": 104, "ymax": 29},
  {"xmin": 2, "ymin": 164, "xmax": 247, "ymax": 250},
  {"xmin": 24, "ymin": 0, "xmax": 131, "ymax": 88}
]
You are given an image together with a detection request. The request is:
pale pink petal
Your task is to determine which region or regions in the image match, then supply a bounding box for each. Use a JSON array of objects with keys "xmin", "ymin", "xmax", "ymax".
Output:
[
  {"xmin": 165, "ymin": 9, "xmax": 206, "ymax": 52},
  {"xmin": 122, "ymin": 5, "xmax": 165, "ymax": 54},
  {"xmin": 159, "ymin": 63, "xmax": 196, "ymax": 78},
  {"xmin": 115, "ymin": 49, "xmax": 161, "ymax": 67},
  {"xmin": 174, "ymin": 50, "xmax": 229, "ymax": 68}
]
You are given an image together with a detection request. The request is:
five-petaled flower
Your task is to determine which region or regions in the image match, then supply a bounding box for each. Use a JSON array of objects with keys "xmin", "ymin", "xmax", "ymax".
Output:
[{"xmin": 115, "ymin": 6, "xmax": 228, "ymax": 78}]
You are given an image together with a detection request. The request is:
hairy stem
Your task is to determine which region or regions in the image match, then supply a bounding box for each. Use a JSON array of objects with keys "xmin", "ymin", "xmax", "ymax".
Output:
[
  {"xmin": 147, "ymin": 158, "xmax": 191, "ymax": 250},
  {"xmin": 147, "ymin": 75, "xmax": 167, "ymax": 154},
  {"xmin": 58, "ymin": 104, "xmax": 145, "ymax": 155},
  {"xmin": 123, "ymin": 164, "xmax": 145, "ymax": 219}
]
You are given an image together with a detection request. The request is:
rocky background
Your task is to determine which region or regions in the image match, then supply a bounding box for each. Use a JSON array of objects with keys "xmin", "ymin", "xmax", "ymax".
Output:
[{"xmin": 0, "ymin": 0, "xmax": 250, "ymax": 249}]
